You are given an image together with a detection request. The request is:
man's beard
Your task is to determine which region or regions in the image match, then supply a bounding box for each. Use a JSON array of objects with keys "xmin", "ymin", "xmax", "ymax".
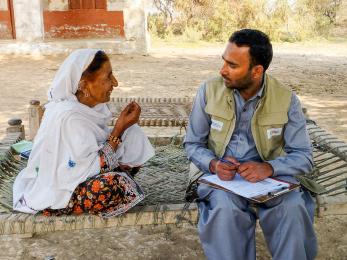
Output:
[{"xmin": 223, "ymin": 71, "xmax": 253, "ymax": 90}]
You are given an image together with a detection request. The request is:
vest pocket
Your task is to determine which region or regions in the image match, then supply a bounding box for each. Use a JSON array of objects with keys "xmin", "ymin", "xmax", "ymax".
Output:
[
  {"xmin": 207, "ymin": 114, "xmax": 233, "ymax": 156},
  {"xmin": 208, "ymin": 115, "xmax": 232, "ymax": 141},
  {"xmin": 256, "ymin": 112, "xmax": 288, "ymax": 158}
]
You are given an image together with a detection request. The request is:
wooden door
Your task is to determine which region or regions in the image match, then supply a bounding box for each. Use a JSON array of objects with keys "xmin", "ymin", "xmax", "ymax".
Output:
[
  {"xmin": 69, "ymin": 0, "xmax": 107, "ymax": 9},
  {"xmin": 0, "ymin": 0, "xmax": 15, "ymax": 39},
  {"xmin": 8, "ymin": 0, "xmax": 15, "ymax": 39}
]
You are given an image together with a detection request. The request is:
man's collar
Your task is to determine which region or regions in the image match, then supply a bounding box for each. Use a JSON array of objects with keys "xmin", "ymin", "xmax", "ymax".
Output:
[{"xmin": 257, "ymin": 74, "xmax": 266, "ymax": 98}]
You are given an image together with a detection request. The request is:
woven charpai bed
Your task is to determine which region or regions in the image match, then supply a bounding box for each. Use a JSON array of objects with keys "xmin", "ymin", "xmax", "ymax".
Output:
[{"xmin": 0, "ymin": 98, "xmax": 346, "ymax": 235}]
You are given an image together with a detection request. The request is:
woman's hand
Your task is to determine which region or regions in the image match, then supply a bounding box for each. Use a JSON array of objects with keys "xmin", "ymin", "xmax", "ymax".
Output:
[
  {"xmin": 118, "ymin": 164, "xmax": 142, "ymax": 177},
  {"xmin": 113, "ymin": 101, "xmax": 141, "ymax": 136}
]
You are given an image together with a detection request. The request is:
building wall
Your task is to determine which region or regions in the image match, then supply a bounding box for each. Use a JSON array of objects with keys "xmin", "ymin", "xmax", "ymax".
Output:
[
  {"xmin": 108, "ymin": 0, "xmax": 150, "ymax": 53},
  {"xmin": 0, "ymin": 0, "xmax": 8, "ymax": 10},
  {"xmin": 1, "ymin": 0, "xmax": 149, "ymax": 54},
  {"xmin": 43, "ymin": 0, "xmax": 125, "ymax": 39},
  {"xmin": 43, "ymin": 10, "xmax": 125, "ymax": 39},
  {"xmin": 13, "ymin": 0, "xmax": 44, "ymax": 41},
  {"xmin": 0, "ymin": 0, "xmax": 13, "ymax": 39},
  {"xmin": 42, "ymin": 0, "xmax": 68, "ymax": 11}
]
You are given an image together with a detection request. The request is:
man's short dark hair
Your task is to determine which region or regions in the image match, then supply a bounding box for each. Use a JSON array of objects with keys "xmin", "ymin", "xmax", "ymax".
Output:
[{"xmin": 229, "ymin": 29, "xmax": 273, "ymax": 71}]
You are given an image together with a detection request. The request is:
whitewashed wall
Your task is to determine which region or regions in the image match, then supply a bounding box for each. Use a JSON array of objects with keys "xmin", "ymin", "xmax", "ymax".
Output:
[
  {"xmin": 13, "ymin": 0, "xmax": 44, "ymax": 41},
  {"xmin": 108, "ymin": 0, "xmax": 150, "ymax": 54},
  {"xmin": 42, "ymin": 0, "xmax": 68, "ymax": 11},
  {"xmin": 0, "ymin": 0, "xmax": 8, "ymax": 10}
]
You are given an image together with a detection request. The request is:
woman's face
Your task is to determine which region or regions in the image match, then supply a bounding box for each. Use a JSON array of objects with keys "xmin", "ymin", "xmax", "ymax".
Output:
[{"xmin": 86, "ymin": 60, "xmax": 118, "ymax": 104}]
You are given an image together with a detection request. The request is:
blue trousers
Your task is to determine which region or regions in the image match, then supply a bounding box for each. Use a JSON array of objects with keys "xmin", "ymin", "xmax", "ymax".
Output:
[{"xmin": 197, "ymin": 184, "xmax": 317, "ymax": 260}]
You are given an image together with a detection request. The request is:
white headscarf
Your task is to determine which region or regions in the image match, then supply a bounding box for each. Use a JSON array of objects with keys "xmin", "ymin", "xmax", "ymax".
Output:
[
  {"xmin": 13, "ymin": 49, "xmax": 112, "ymax": 212},
  {"xmin": 48, "ymin": 49, "xmax": 97, "ymax": 102},
  {"xmin": 46, "ymin": 48, "xmax": 112, "ymax": 124}
]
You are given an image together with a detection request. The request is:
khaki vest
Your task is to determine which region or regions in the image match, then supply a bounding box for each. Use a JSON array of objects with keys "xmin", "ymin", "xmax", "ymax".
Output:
[{"xmin": 188, "ymin": 74, "xmax": 292, "ymax": 185}]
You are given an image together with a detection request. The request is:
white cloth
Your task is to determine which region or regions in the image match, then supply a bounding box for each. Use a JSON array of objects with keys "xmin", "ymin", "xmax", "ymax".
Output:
[
  {"xmin": 13, "ymin": 49, "xmax": 155, "ymax": 214},
  {"xmin": 115, "ymin": 124, "xmax": 155, "ymax": 168},
  {"xmin": 48, "ymin": 49, "xmax": 97, "ymax": 102}
]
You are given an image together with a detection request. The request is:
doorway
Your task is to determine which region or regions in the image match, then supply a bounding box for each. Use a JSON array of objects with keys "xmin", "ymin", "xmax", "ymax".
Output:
[
  {"xmin": 69, "ymin": 0, "xmax": 107, "ymax": 10},
  {"xmin": 8, "ymin": 0, "xmax": 15, "ymax": 39},
  {"xmin": 0, "ymin": 0, "xmax": 15, "ymax": 39}
]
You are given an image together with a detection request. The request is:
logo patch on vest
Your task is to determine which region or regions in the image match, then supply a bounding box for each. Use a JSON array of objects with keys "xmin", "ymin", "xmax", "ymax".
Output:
[
  {"xmin": 211, "ymin": 119, "xmax": 223, "ymax": 131},
  {"xmin": 267, "ymin": 128, "xmax": 282, "ymax": 139}
]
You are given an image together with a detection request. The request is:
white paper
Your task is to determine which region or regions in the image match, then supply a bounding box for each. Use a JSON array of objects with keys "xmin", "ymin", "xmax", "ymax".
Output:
[{"xmin": 200, "ymin": 174, "xmax": 289, "ymax": 198}]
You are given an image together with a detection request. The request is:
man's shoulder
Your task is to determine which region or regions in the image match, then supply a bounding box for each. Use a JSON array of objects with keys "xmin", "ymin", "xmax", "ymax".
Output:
[
  {"xmin": 205, "ymin": 75, "xmax": 224, "ymax": 88},
  {"xmin": 203, "ymin": 75, "xmax": 226, "ymax": 99},
  {"xmin": 264, "ymin": 74, "xmax": 293, "ymax": 112},
  {"xmin": 266, "ymin": 74, "xmax": 292, "ymax": 93}
]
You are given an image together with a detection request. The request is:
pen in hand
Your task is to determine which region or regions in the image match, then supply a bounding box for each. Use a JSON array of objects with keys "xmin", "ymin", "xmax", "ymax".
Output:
[
  {"xmin": 214, "ymin": 157, "xmax": 240, "ymax": 181},
  {"xmin": 210, "ymin": 156, "xmax": 240, "ymax": 181},
  {"xmin": 219, "ymin": 158, "xmax": 235, "ymax": 167}
]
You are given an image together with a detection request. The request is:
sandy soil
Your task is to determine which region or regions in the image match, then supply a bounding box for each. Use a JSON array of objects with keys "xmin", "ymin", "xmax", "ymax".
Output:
[
  {"xmin": 0, "ymin": 42, "xmax": 346, "ymax": 259},
  {"xmin": 0, "ymin": 42, "xmax": 346, "ymax": 141},
  {"xmin": 0, "ymin": 215, "xmax": 345, "ymax": 260}
]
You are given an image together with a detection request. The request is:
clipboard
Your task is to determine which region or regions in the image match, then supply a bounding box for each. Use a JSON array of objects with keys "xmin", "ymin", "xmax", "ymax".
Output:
[
  {"xmin": 247, "ymin": 180, "xmax": 300, "ymax": 203},
  {"xmin": 198, "ymin": 176, "xmax": 300, "ymax": 203}
]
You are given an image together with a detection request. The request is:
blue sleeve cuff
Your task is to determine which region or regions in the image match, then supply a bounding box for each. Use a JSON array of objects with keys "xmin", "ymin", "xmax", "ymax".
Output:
[
  {"xmin": 267, "ymin": 160, "xmax": 280, "ymax": 177},
  {"xmin": 200, "ymin": 153, "xmax": 218, "ymax": 174}
]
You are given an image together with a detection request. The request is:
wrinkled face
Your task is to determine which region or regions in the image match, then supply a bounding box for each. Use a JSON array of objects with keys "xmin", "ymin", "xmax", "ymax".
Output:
[
  {"xmin": 86, "ymin": 60, "xmax": 118, "ymax": 104},
  {"xmin": 220, "ymin": 42, "xmax": 254, "ymax": 90}
]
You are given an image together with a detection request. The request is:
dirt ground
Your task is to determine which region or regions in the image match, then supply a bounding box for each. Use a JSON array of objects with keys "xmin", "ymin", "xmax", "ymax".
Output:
[
  {"xmin": 0, "ymin": 215, "xmax": 346, "ymax": 260},
  {"xmin": 0, "ymin": 42, "xmax": 346, "ymax": 141},
  {"xmin": 0, "ymin": 42, "xmax": 346, "ymax": 259}
]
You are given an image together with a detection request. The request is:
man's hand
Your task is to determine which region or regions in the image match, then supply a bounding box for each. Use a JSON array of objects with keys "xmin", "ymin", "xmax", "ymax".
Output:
[
  {"xmin": 209, "ymin": 156, "xmax": 240, "ymax": 181},
  {"xmin": 238, "ymin": 162, "xmax": 273, "ymax": 183}
]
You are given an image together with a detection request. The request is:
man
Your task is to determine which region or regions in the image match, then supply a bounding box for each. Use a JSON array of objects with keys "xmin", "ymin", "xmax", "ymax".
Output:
[{"xmin": 184, "ymin": 29, "xmax": 317, "ymax": 260}]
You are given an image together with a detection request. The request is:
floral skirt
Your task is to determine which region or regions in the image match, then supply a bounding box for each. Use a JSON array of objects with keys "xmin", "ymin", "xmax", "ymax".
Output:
[{"xmin": 43, "ymin": 172, "xmax": 144, "ymax": 218}]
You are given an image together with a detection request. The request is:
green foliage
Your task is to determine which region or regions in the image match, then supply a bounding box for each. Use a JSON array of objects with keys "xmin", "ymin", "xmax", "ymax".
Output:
[
  {"xmin": 148, "ymin": 0, "xmax": 343, "ymax": 42},
  {"xmin": 148, "ymin": 14, "xmax": 170, "ymax": 39}
]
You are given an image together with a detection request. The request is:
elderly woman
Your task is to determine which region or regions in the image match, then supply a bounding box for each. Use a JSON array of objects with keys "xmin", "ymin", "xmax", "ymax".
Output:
[{"xmin": 13, "ymin": 49, "xmax": 155, "ymax": 218}]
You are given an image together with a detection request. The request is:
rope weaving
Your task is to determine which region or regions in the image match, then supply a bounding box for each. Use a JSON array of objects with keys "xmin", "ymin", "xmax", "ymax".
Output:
[
  {"xmin": 0, "ymin": 98, "xmax": 346, "ymax": 235},
  {"xmin": 306, "ymin": 121, "xmax": 347, "ymax": 196}
]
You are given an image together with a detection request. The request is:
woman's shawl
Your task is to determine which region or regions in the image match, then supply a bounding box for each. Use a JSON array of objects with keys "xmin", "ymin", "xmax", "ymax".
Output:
[{"xmin": 13, "ymin": 49, "xmax": 113, "ymax": 212}]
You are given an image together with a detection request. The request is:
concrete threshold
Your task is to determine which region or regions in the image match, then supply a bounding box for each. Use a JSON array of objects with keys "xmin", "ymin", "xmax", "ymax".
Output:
[{"xmin": 0, "ymin": 38, "xmax": 144, "ymax": 55}]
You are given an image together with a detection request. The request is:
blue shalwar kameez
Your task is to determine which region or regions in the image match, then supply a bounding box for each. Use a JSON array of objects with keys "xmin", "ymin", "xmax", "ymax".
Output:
[{"xmin": 184, "ymin": 81, "xmax": 318, "ymax": 260}]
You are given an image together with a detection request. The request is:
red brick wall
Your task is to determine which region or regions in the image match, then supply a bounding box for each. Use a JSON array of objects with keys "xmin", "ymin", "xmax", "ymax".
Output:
[
  {"xmin": 43, "ymin": 9, "xmax": 125, "ymax": 39},
  {"xmin": 44, "ymin": 0, "xmax": 124, "ymax": 39}
]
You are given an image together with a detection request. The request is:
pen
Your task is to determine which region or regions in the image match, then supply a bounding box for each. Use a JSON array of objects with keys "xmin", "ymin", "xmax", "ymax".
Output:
[
  {"xmin": 267, "ymin": 187, "xmax": 288, "ymax": 196},
  {"xmin": 219, "ymin": 158, "xmax": 235, "ymax": 166}
]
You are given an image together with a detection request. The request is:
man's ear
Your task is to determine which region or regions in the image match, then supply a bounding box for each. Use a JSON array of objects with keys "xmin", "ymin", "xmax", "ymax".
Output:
[{"xmin": 252, "ymin": 65, "xmax": 264, "ymax": 80}]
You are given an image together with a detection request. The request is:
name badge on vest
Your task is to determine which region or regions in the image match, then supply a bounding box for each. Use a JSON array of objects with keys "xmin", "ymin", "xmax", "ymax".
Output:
[
  {"xmin": 211, "ymin": 119, "xmax": 223, "ymax": 131},
  {"xmin": 267, "ymin": 128, "xmax": 282, "ymax": 139}
]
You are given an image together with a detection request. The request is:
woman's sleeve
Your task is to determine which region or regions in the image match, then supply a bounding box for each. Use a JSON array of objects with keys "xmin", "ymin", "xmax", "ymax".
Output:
[
  {"xmin": 63, "ymin": 115, "xmax": 119, "ymax": 177},
  {"xmin": 98, "ymin": 142, "xmax": 119, "ymax": 173}
]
